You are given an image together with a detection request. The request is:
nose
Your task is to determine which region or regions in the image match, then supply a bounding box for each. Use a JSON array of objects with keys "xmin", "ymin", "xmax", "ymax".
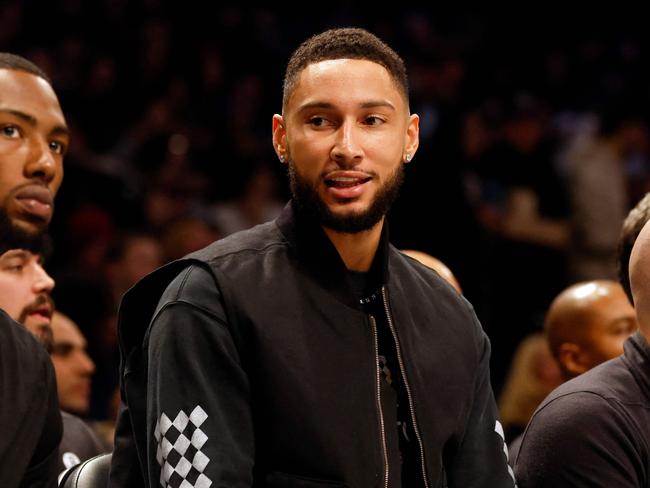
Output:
[
  {"xmin": 330, "ymin": 119, "xmax": 363, "ymax": 166},
  {"xmin": 79, "ymin": 351, "xmax": 96, "ymax": 376},
  {"xmin": 34, "ymin": 264, "xmax": 55, "ymax": 294},
  {"xmin": 24, "ymin": 137, "xmax": 58, "ymax": 184}
]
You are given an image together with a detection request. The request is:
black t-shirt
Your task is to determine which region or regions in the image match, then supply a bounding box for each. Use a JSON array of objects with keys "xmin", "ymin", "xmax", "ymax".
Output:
[
  {"xmin": 515, "ymin": 332, "xmax": 650, "ymax": 487},
  {"xmin": 0, "ymin": 310, "xmax": 62, "ymax": 487},
  {"xmin": 348, "ymin": 270, "xmax": 423, "ymax": 487}
]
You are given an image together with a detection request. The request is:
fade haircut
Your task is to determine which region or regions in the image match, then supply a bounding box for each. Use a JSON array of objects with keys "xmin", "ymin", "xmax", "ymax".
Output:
[
  {"xmin": 282, "ymin": 28, "xmax": 409, "ymax": 112},
  {"xmin": 0, "ymin": 52, "xmax": 51, "ymax": 84},
  {"xmin": 618, "ymin": 192, "xmax": 650, "ymax": 305}
]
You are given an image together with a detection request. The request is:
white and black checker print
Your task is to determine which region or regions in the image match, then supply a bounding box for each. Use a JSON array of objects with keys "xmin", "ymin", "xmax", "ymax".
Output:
[{"xmin": 154, "ymin": 405, "xmax": 212, "ymax": 488}]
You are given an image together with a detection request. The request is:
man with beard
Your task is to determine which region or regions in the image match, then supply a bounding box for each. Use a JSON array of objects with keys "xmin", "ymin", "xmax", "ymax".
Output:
[
  {"xmin": 0, "ymin": 243, "xmax": 56, "ymax": 351},
  {"xmin": 0, "ymin": 242, "xmax": 107, "ymax": 476},
  {"xmin": 0, "ymin": 52, "xmax": 68, "ymax": 487},
  {"xmin": 110, "ymin": 29, "xmax": 514, "ymax": 487}
]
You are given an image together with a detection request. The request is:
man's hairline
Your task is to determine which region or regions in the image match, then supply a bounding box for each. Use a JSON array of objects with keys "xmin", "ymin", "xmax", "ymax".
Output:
[
  {"xmin": 0, "ymin": 66, "xmax": 51, "ymax": 85},
  {"xmin": 282, "ymin": 58, "xmax": 410, "ymax": 116}
]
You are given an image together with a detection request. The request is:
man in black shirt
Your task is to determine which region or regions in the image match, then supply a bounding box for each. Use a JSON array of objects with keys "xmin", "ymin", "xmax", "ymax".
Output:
[
  {"xmin": 514, "ymin": 213, "xmax": 650, "ymax": 486},
  {"xmin": 0, "ymin": 53, "xmax": 69, "ymax": 487},
  {"xmin": 111, "ymin": 28, "xmax": 514, "ymax": 487}
]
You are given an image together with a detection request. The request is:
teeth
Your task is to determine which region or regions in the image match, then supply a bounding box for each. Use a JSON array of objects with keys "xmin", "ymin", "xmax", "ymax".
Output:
[{"xmin": 331, "ymin": 177, "xmax": 358, "ymax": 182}]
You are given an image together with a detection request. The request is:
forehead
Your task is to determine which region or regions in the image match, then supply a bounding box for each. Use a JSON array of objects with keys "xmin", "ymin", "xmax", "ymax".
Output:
[
  {"xmin": 287, "ymin": 58, "xmax": 406, "ymax": 112},
  {"xmin": 588, "ymin": 288, "xmax": 634, "ymax": 324},
  {"xmin": 0, "ymin": 69, "xmax": 66, "ymax": 128}
]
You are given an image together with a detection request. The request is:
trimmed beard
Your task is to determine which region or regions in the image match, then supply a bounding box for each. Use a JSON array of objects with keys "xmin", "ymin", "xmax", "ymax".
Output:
[
  {"xmin": 0, "ymin": 207, "xmax": 51, "ymax": 256},
  {"xmin": 18, "ymin": 294, "xmax": 54, "ymax": 353},
  {"xmin": 288, "ymin": 157, "xmax": 404, "ymax": 234}
]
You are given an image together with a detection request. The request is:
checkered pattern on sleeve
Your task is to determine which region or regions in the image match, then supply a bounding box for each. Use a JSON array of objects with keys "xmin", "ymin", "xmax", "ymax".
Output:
[{"xmin": 154, "ymin": 406, "xmax": 212, "ymax": 488}]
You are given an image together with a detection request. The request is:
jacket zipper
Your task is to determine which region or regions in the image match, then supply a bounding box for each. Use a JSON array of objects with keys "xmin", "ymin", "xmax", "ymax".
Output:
[
  {"xmin": 369, "ymin": 315, "xmax": 390, "ymax": 488},
  {"xmin": 381, "ymin": 286, "xmax": 430, "ymax": 488}
]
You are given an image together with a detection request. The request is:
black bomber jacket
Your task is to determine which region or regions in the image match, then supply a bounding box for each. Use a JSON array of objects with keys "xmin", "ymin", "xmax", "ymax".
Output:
[{"xmin": 109, "ymin": 202, "xmax": 515, "ymax": 488}]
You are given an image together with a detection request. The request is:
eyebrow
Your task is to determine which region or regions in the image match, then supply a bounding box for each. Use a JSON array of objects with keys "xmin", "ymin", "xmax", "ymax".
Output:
[
  {"xmin": 0, "ymin": 249, "xmax": 29, "ymax": 260},
  {"xmin": 0, "ymin": 108, "xmax": 70, "ymax": 137},
  {"xmin": 297, "ymin": 100, "xmax": 396, "ymax": 112}
]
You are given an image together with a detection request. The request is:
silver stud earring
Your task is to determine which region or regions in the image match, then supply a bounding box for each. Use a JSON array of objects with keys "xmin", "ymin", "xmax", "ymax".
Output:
[
  {"xmin": 278, "ymin": 154, "xmax": 286, "ymax": 163},
  {"xmin": 405, "ymin": 154, "xmax": 412, "ymax": 162}
]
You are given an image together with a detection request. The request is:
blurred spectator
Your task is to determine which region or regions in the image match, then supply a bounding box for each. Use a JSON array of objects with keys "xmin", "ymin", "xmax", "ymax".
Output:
[
  {"xmin": 401, "ymin": 249, "xmax": 462, "ymax": 294},
  {"xmin": 545, "ymin": 280, "xmax": 638, "ymax": 380},
  {"xmin": 563, "ymin": 107, "xmax": 649, "ymax": 281},
  {"xmin": 474, "ymin": 93, "xmax": 570, "ymax": 393},
  {"xmin": 498, "ymin": 333, "xmax": 563, "ymax": 442},
  {"xmin": 105, "ymin": 232, "xmax": 164, "ymax": 306},
  {"xmin": 161, "ymin": 217, "xmax": 221, "ymax": 262},
  {"xmin": 210, "ymin": 163, "xmax": 285, "ymax": 236},
  {"xmin": 51, "ymin": 311, "xmax": 96, "ymax": 416}
]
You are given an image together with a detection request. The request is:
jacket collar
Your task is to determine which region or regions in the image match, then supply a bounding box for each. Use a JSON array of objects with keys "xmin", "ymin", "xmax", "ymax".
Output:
[
  {"xmin": 624, "ymin": 331, "xmax": 650, "ymax": 400},
  {"xmin": 275, "ymin": 201, "xmax": 390, "ymax": 310}
]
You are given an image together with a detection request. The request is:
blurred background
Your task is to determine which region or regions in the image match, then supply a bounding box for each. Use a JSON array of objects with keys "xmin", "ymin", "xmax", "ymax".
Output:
[{"xmin": 3, "ymin": 3, "xmax": 650, "ymax": 424}]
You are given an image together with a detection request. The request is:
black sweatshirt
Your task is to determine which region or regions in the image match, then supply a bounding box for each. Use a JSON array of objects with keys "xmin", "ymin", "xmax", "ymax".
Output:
[
  {"xmin": 515, "ymin": 331, "xmax": 650, "ymax": 487},
  {"xmin": 0, "ymin": 310, "xmax": 61, "ymax": 487}
]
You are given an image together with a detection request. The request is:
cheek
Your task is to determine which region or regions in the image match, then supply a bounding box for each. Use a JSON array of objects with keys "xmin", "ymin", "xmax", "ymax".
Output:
[
  {"xmin": 0, "ymin": 159, "xmax": 21, "ymax": 200},
  {"xmin": 51, "ymin": 165, "xmax": 64, "ymax": 193},
  {"xmin": 0, "ymin": 299, "xmax": 20, "ymax": 319},
  {"xmin": 596, "ymin": 336, "xmax": 626, "ymax": 359}
]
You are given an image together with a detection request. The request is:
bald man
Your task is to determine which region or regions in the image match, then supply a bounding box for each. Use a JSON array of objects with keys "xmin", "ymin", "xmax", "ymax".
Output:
[
  {"xmin": 515, "ymin": 230, "xmax": 650, "ymax": 485},
  {"xmin": 545, "ymin": 280, "xmax": 638, "ymax": 380}
]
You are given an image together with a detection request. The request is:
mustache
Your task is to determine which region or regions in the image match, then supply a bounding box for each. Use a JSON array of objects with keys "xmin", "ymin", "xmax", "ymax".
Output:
[
  {"xmin": 19, "ymin": 294, "xmax": 54, "ymax": 318},
  {"xmin": 18, "ymin": 294, "xmax": 55, "ymax": 353}
]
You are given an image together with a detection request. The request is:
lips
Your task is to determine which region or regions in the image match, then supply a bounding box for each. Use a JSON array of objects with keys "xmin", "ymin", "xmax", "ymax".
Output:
[
  {"xmin": 14, "ymin": 185, "xmax": 54, "ymax": 221},
  {"xmin": 324, "ymin": 171, "xmax": 372, "ymax": 199},
  {"xmin": 29, "ymin": 305, "xmax": 53, "ymax": 321}
]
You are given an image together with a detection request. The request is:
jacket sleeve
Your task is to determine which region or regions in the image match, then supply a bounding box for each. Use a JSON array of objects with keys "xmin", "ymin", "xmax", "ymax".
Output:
[
  {"xmin": 514, "ymin": 392, "xmax": 644, "ymax": 487},
  {"xmin": 145, "ymin": 265, "xmax": 254, "ymax": 488},
  {"xmin": 21, "ymin": 355, "xmax": 62, "ymax": 488},
  {"xmin": 446, "ymin": 313, "xmax": 516, "ymax": 488}
]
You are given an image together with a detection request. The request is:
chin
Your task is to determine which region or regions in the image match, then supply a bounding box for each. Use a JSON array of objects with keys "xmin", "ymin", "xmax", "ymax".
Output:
[
  {"xmin": 11, "ymin": 216, "xmax": 48, "ymax": 237},
  {"xmin": 64, "ymin": 402, "xmax": 90, "ymax": 416}
]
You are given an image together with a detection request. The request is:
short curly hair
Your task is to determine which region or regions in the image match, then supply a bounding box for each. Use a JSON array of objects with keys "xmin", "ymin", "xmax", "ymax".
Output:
[
  {"xmin": 282, "ymin": 28, "xmax": 408, "ymax": 112},
  {"xmin": 618, "ymin": 192, "xmax": 650, "ymax": 304},
  {"xmin": 0, "ymin": 52, "xmax": 51, "ymax": 84}
]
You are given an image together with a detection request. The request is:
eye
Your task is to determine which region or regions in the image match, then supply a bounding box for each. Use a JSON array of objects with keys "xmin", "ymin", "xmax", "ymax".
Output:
[
  {"xmin": 49, "ymin": 140, "xmax": 66, "ymax": 155},
  {"xmin": 1, "ymin": 125, "xmax": 20, "ymax": 139},
  {"xmin": 308, "ymin": 116, "xmax": 331, "ymax": 128},
  {"xmin": 364, "ymin": 115, "xmax": 385, "ymax": 126},
  {"xmin": 2, "ymin": 263, "xmax": 24, "ymax": 273}
]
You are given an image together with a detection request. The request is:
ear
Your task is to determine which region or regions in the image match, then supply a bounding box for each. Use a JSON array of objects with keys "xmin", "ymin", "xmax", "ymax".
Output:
[
  {"xmin": 272, "ymin": 114, "xmax": 287, "ymax": 163},
  {"xmin": 403, "ymin": 113, "xmax": 420, "ymax": 163},
  {"xmin": 558, "ymin": 342, "xmax": 589, "ymax": 378}
]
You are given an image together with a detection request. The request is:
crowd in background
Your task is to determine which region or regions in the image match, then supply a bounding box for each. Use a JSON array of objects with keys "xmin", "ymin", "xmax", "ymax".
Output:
[{"xmin": 3, "ymin": 3, "xmax": 650, "ymax": 424}]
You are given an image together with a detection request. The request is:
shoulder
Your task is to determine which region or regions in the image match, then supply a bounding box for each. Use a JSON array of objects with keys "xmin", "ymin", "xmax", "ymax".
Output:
[
  {"xmin": 515, "ymin": 361, "xmax": 647, "ymax": 481},
  {"xmin": 60, "ymin": 412, "xmax": 107, "ymax": 468},
  {"xmin": 515, "ymin": 387, "xmax": 647, "ymax": 486},
  {"xmin": 190, "ymin": 219, "xmax": 289, "ymax": 268},
  {"xmin": 543, "ymin": 355, "xmax": 642, "ymax": 407},
  {"xmin": 153, "ymin": 264, "xmax": 226, "ymax": 325}
]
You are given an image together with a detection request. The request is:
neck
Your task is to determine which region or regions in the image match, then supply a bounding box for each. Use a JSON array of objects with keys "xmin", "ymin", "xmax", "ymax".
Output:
[{"xmin": 322, "ymin": 218, "xmax": 384, "ymax": 272}]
